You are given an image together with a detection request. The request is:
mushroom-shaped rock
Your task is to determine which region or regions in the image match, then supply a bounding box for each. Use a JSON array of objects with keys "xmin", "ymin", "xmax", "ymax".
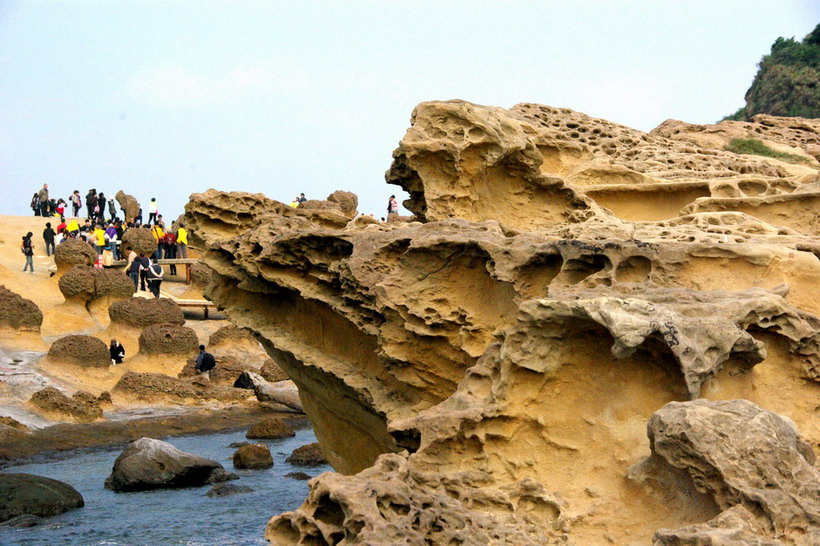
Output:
[
  {"xmin": 232, "ymin": 443, "xmax": 273, "ymax": 469},
  {"xmin": 0, "ymin": 285, "xmax": 43, "ymax": 331},
  {"xmin": 0, "ymin": 474, "xmax": 84, "ymax": 523},
  {"xmin": 108, "ymin": 297, "xmax": 185, "ymax": 328},
  {"xmin": 53, "ymin": 240, "xmax": 97, "ymax": 274},
  {"xmin": 104, "ymin": 437, "xmax": 237, "ymax": 492},
  {"xmin": 285, "ymin": 443, "xmax": 326, "ymax": 467},
  {"xmin": 58, "ymin": 265, "xmax": 134, "ymax": 303},
  {"xmin": 47, "ymin": 335, "xmax": 110, "ymax": 368},
  {"xmin": 327, "ymin": 190, "xmax": 359, "ymax": 218},
  {"xmin": 29, "ymin": 387, "xmax": 103, "ymax": 422},
  {"xmin": 115, "ymin": 190, "xmax": 140, "ymax": 223},
  {"xmin": 120, "ymin": 226, "xmax": 156, "ymax": 256},
  {"xmin": 246, "ymin": 417, "xmax": 295, "ymax": 440},
  {"xmin": 138, "ymin": 323, "xmax": 199, "ymax": 355}
]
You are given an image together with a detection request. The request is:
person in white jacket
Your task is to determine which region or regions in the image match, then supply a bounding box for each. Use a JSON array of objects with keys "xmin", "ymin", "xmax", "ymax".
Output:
[{"xmin": 148, "ymin": 198, "xmax": 159, "ymax": 225}]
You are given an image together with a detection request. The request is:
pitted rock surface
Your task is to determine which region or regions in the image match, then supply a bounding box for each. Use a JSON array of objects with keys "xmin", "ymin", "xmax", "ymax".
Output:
[
  {"xmin": 47, "ymin": 335, "xmax": 110, "ymax": 368},
  {"xmin": 0, "ymin": 285, "xmax": 43, "ymax": 331},
  {"xmin": 120, "ymin": 226, "xmax": 157, "ymax": 256},
  {"xmin": 108, "ymin": 297, "xmax": 184, "ymax": 327},
  {"xmin": 232, "ymin": 443, "xmax": 273, "ymax": 469},
  {"xmin": 137, "ymin": 324, "xmax": 199, "ymax": 355},
  {"xmin": 111, "ymin": 372, "xmax": 250, "ymax": 404},
  {"xmin": 29, "ymin": 387, "xmax": 103, "ymax": 423},
  {"xmin": 53, "ymin": 240, "xmax": 98, "ymax": 273},
  {"xmin": 58, "ymin": 265, "xmax": 134, "ymax": 303}
]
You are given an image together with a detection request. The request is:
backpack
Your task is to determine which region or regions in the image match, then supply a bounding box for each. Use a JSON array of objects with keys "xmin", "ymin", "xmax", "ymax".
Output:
[{"xmin": 198, "ymin": 352, "xmax": 216, "ymax": 372}]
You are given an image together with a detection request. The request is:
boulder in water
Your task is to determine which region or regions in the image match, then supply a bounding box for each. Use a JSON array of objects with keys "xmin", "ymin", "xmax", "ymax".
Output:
[
  {"xmin": 104, "ymin": 437, "xmax": 238, "ymax": 492},
  {"xmin": 206, "ymin": 483, "xmax": 254, "ymax": 497},
  {"xmin": 0, "ymin": 473, "xmax": 84, "ymax": 523},
  {"xmin": 232, "ymin": 443, "xmax": 274, "ymax": 469},
  {"xmin": 285, "ymin": 443, "xmax": 326, "ymax": 467},
  {"xmin": 284, "ymin": 471, "xmax": 312, "ymax": 481}
]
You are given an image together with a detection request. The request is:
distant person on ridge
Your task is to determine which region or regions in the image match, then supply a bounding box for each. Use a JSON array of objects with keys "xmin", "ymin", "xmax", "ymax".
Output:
[
  {"xmin": 42, "ymin": 222, "xmax": 56, "ymax": 257},
  {"xmin": 195, "ymin": 345, "xmax": 216, "ymax": 374},
  {"xmin": 30, "ymin": 193, "xmax": 40, "ymax": 216},
  {"xmin": 97, "ymin": 192, "xmax": 107, "ymax": 223},
  {"xmin": 85, "ymin": 189, "xmax": 97, "ymax": 220},
  {"xmin": 148, "ymin": 198, "xmax": 158, "ymax": 225},
  {"xmin": 38, "ymin": 184, "xmax": 49, "ymax": 217},
  {"xmin": 298, "ymin": 193, "xmax": 307, "ymax": 204},
  {"xmin": 21, "ymin": 232, "xmax": 34, "ymax": 273},
  {"xmin": 70, "ymin": 190, "xmax": 82, "ymax": 217},
  {"xmin": 110, "ymin": 339, "xmax": 125, "ymax": 365},
  {"xmin": 289, "ymin": 196, "xmax": 300, "ymax": 208},
  {"xmin": 387, "ymin": 195, "xmax": 399, "ymax": 222}
]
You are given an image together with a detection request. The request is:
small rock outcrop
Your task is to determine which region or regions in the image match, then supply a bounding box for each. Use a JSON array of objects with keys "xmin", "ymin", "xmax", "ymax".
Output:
[
  {"xmin": 259, "ymin": 358, "xmax": 288, "ymax": 383},
  {"xmin": 137, "ymin": 323, "xmax": 199, "ymax": 355},
  {"xmin": 0, "ymin": 285, "xmax": 43, "ymax": 331},
  {"xmin": 105, "ymin": 438, "xmax": 238, "ymax": 492},
  {"xmin": 246, "ymin": 418, "xmax": 295, "ymax": 440},
  {"xmin": 28, "ymin": 387, "xmax": 103, "ymax": 423},
  {"xmin": 648, "ymin": 399, "xmax": 819, "ymax": 544},
  {"xmin": 206, "ymin": 483, "xmax": 253, "ymax": 497},
  {"xmin": 58, "ymin": 265, "xmax": 134, "ymax": 303},
  {"xmin": 0, "ymin": 474, "xmax": 84, "ymax": 523},
  {"xmin": 108, "ymin": 297, "xmax": 185, "ymax": 328},
  {"xmin": 111, "ymin": 372, "xmax": 250, "ymax": 404},
  {"xmin": 47, "ymin": 335, "xmax": 110, "ymax": 368},
  {"xmin": 327, "ymin": 190, "xmax": 358, "ymax": 218},
  {"xmin": 120, "ymin": 226, "xmax": 156, "ymax": 256},
  {"xmin": 232, "ymin": 443, "xmax": 273, "ymax": 469},
  {"xmin": 115, "ymin": 190, "xmax": 140, "ymax": 223},
  {"xmin": 233, "ymin": 372, "xmax": 303, "ymax": 412},
  {"xmin": 285, "ymin": 443, "xmax": 326, "ymax": 467},
  {"xmin": 53, "ymin": 240, "xmax": 98, "ymax": 274}
]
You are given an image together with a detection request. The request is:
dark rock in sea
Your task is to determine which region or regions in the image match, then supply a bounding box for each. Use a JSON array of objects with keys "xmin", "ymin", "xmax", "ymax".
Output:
[
  {"xmin": 284, "ymin": 472, "xmax": 312, "ymax": 481},
  {"xmin": 228, "ymin": 441, "xmax": 251, "ymax": 449},
  {"xmin": 285, "ymin": 443, "xmax": 327, "ymax": 467},
  {"xmin": 0, "ymin": 474, "xmax": 84, "ymax": 523},
  {"xmin": 104, "ymin": 437, "xmax": 235, "ymax": 492},
  {"xmin": 233, "ymin": 443, "xmax": 274, "ymax": 469},
  {"xmin": 206, "ymin": 483, "xmax": 254, "ymax": 497},
  {"xmin": 0, "ymin": 514, "xmax": 42, "ymax": 527}
]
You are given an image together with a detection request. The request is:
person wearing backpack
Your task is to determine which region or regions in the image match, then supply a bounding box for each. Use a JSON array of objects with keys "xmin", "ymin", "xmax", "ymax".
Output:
[
  {"xmin": 21, "ymin": 232, "xmax": 35, "ymax": 273},
  {"xmin": 194, "ymin": 345, "xmax": 216, "ymax": 374},
  {"xmin": 146, "ymin": 259, "xmax": 164, "ymax": 298}
]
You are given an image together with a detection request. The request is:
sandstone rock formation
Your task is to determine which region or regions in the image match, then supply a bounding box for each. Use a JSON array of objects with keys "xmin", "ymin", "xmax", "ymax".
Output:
[
  {"xmin": 190, "ymin": 262, "xmax": 214, "ymax": 286},
  {"xmin": 111, "ymin": 372, "xmax": 250, "ymax": 405},
  {"xmin": 121, "ymin": 225, "xmax": 157, "ymax": 256},
  {"xmin": 233, "ymin": 372, "xmax": 303, "ymax": 412},
  {"xmin": 0, "ymin": 285, "xmax": 42, "ymax": 331},
  {"xmin": 327, "ymin": 190, "xmax": 359, "ymax": 218},
  {"xmin": 105, "ymin": 437, "xmax": 236, "ymax": 492},
  {"xmin": 29, "ymin": 387, "xmax": 104, "ymax": 423},
  {"xmin": 232, "ymin": 443, "xmax": 273, "ymax": 469},
  {"xmin": 0, "ymin": 474, "xmax": 84, "ymax": 523},
  {"xmin": 137, "ymin": 323, "xmax": 199, "ymax": 355},
  {"xmin": 115, "ymin": 190, "xmax": 140, "ymax": 223},
  {"xmin": 285, "ymin": 442, "xmax": 326, "ymax": 467},
  {"xmin": 58, "ymin": 265, "xmax": 134, "ymax": 303},
  {"xmin": 47, "ymin": 335, "xmax": 110, "ymax": 368},
  {"xmin": 259, "ymin": 358, "xmax": 288, "ymax": 382},
  {"xmin": 108, "ymin": 297, "xmax": 185, "ymax": 328},
  {"xmin": 246, "ymin": 417, "xmax": 295, "ymax": 440},
  {"xmin": 183, "ymin": 100, "xmax": 820, "ymax": 543},
  {"xmin": 53, "ymin": 240, "xmax": 97, "ymax": 274}
]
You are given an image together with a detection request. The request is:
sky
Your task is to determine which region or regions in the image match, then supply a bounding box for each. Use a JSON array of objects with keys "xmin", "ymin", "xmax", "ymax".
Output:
[{"xmin": 0, "ymin": 1, "xmax": 817, "ymax": 221}]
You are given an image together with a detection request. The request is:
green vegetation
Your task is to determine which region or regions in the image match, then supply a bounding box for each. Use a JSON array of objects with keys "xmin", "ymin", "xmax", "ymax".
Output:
[
  {"xmin": 726, "ymin": 138, "xmax": 810, "ymax": 165},
  {"xmin": 723, "ymin": 23, "xmax": 819, "ymax": 121}
]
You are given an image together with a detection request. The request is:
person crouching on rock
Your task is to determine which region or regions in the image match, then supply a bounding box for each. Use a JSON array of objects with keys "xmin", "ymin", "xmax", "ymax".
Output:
[
  {"xmin": 195, "ymin": 345, "xmax": 216, "ymax": 375},
  {"xmin": 110, "ymin": 339, "xmax": 125, "ymax": 365},
  {"xmin": 146, "ymin": 259, "xmax": 164, "ymax": 298}
]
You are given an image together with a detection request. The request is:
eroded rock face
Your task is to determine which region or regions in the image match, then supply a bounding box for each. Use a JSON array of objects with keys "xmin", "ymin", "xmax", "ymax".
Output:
[
  {"xmin": 108, "ymin": 297, "xmax": 185, "ymax": 328},
  {"xmin": 648, "ymin": 399, "xmax": 819, "ymax": 544},
  {"xmin": 183, "ymin": 100, "xmax": 820, "ymax": 543},
  {"xmin": 58, "ymin": 265, "xmax": 134, "ymax": 303},
  {"xmin": 47, "ymin": 335, "xmax": 110, "ymax": 368},
  {"xmin": 0, "ymin": 285, "xmax": 43, "ymax": 331},
  {"xmin": 190, "ymin": 262, "xmax": 214, "ymax": 287},
  {"xmin": 53, "ymin": 240, "xmax": 97, "ymax": 274},
  {"xmin": 104, "ymin": 437, "xmax": 236, "ymax": 492},
  {"xmin": 137, "ymin": 323, "xmax": 199, "ymax": 355},
  {"xmin": 111, "ymin": 372, "xmax": 250, "ymax": 404},
  {"xmin": 115, "ymin": 190, "xmax": 140, "ymax": 223},
  {"xmin": 29, "ymin": 387, "xmax": 103, "ymax": 423},
  {"xmin": 121, "ymin": 226, "xmax": 157, "ymax": 257},
  {"xmin": 327, "ymin": 190, "xmax": 359, "ymax": 218}
]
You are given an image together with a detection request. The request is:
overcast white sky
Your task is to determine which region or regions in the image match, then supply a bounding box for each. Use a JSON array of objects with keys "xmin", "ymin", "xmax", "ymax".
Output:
[{"xmin": 1, "ymin": 1, "xmax": 817, "ymax": 220}]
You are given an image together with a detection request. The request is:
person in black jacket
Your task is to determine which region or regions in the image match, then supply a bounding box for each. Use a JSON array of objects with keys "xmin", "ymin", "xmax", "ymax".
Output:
[
  {"xmin": 42, "ymin": 222, "xmax": 56, "ymax": 256},
  {"xmin": 22, "ymin": 232, "xmax": 34, "ymax": 273},
  {"xmin": 85, "ymin": 189, "xmax": 97, "ymax": 220},
  {"xmin": 97, "ymin": 192, "xmax": 107, "ymax": 223},
  {"xmin": 110, "ymin": 339, "xmax": 125, "ymax": 364}
]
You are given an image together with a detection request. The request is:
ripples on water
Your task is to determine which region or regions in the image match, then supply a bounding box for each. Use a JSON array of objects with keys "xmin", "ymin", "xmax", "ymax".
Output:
[{"xmin": 0, "ymin": 428, "xmax": 330, "ymax": 545}]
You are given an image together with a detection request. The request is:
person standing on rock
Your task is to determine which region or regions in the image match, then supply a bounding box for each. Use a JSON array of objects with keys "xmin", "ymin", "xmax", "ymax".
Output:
[
  {"xmin": 146, "ymin": 259, "xmax": 164, "ymax": 298},
  {"xmin": 38, "ymin": 184, "xmax": 49, "ymax": 217},
  {"xmin": 85, "ymin": 189, "xmax": 97, "ymax": 220},
  {"xmin": 195, "ymin": 345, "xmax": 216, "ymax": 374},
  {"xmin": 298, "ymin": 193, "xmax": 307, "ymax": 204},
  {"xmin": 387, "ymin": 195, "xmax": 399, "ymax": 222},
  {"xmin": 70, "ymin": 190, "xmax": 82, "ymax": 217},
  {"xmin": 42, "ymin": 222, "xmax": 56, "ymax": 256},
  {"xmin": 21, "ymin": 233, "xmax": 34, "ymax": 273},
  {"xmin": 124, "ymin": 247, "xmax": 140, "ymax": 290},
  {"xmin": 147, "ymin": 198, "xmax": 158, "ymax": 225},
  {"xmin": 110, "ymin": 339, "xmax": 125, "ymax": 364},
  {"xmin": 97, "ymin": 192, "xmax": 107, "ymax": 224}
]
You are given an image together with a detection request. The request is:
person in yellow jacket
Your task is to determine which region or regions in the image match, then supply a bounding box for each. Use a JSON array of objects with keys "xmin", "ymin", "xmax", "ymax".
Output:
[
  {"xmin": 93, "ymin": 225, "xmax": 106, "ymax": 255},
  {"xmin": 176, "ymin": 224, "xmax": 188, "ymax": 259},
  {"xmin": 65, "ymin": 218, "xmax": 80, "ymax": 234},
  {"xmin": 150, "ymin": 224, "xmax": 164, "ymax": 260}
]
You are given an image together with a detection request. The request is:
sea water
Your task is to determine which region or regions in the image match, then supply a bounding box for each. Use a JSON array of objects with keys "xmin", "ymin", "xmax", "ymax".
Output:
[{"xmin": 0, "ymin": 427, "xmax": 330, "ymax": 545}]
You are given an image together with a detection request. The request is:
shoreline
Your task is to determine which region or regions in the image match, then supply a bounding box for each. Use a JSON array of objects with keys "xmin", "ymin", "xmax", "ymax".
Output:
[{"xmin": 0, "ymin": 405, "xmax": 309, "ymax": 468}]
